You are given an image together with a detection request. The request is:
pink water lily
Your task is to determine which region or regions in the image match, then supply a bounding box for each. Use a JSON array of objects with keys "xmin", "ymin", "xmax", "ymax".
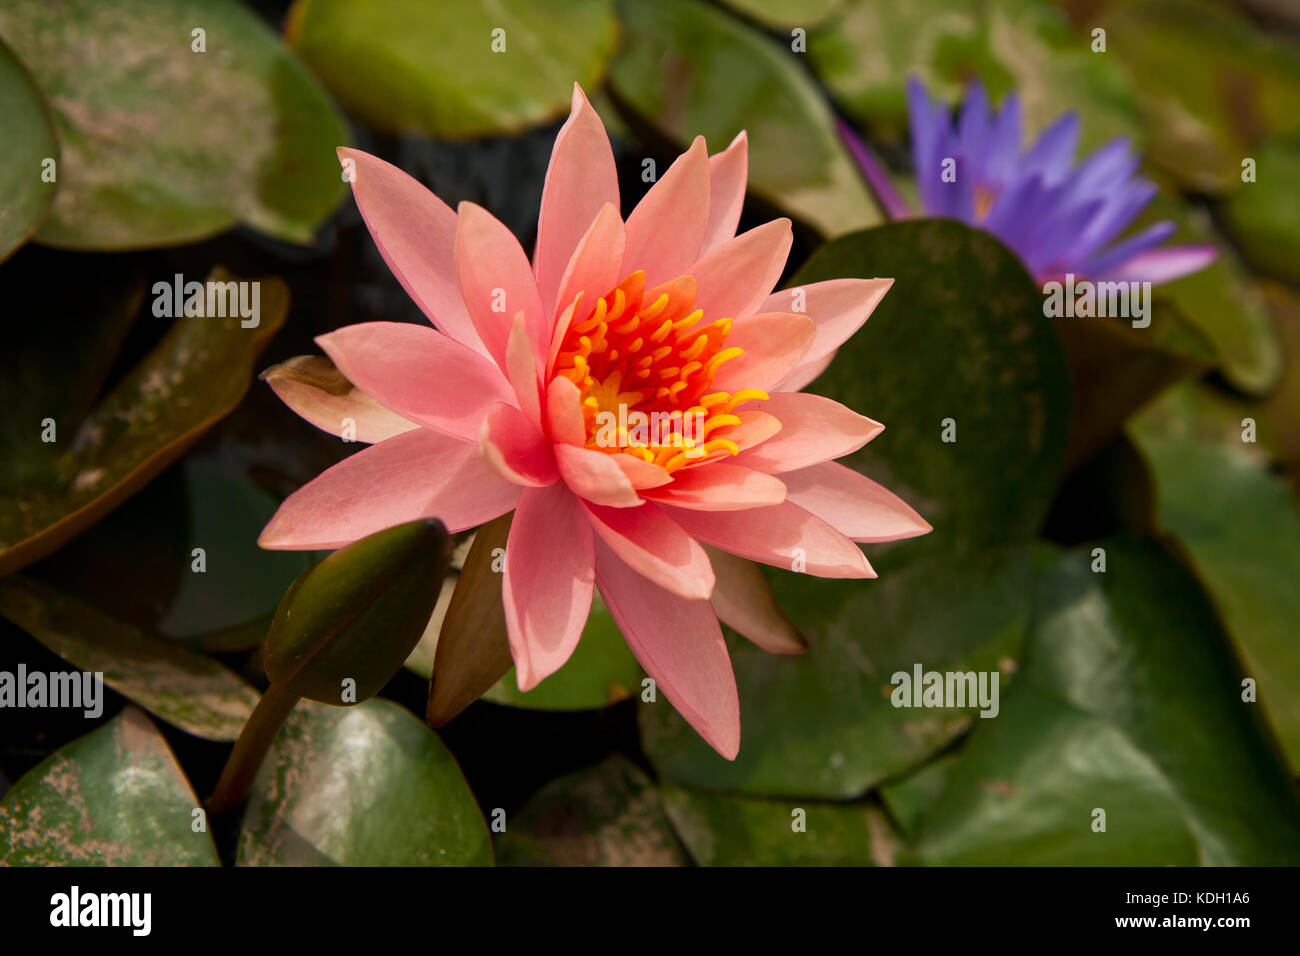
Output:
[{"xmin": 259, "ymin": 84, "xmax": 929, "ymax": 758}]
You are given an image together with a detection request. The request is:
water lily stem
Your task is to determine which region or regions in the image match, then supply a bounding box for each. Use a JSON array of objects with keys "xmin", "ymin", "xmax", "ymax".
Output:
[{"xmin": 206, "ymin": 682, "xmax": 300, "ymax": 818}]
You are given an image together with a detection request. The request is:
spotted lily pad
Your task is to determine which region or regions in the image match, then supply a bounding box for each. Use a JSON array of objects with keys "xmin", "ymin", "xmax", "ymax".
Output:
[
  {"xmin": 808, "ymin": 0, "xmax": 1140, "ymax": 154},
  {"xmin": 609, "ymin": 0, "xmax": 881, "ymax": 237},
  {"xmin": 496, "ymin": 756, "xmax": 688, "ymax": 866},
  {"xmin": 238, "ymin": 699, "xmax": 492, "ymax": 866},
  {"xmin": 909, "ymin": 539, "xmax": 1300, "ymax": 865},
  {"xmin": 0, "ymin": 707, "xmax": 219, "ymax": 865},
  {"xmin": 0, "ymin": 268, "xmax": 288, "ymax": 576},
  {"xmin": 0, "ymin": 0, "xmax": 347, "ymax": 248},
  {"xmin": 286, "ymin": 0, "xmax": 617, "ymax": 138},
  {"xmin": 790, "ymin": 219, "xmax": 1070, "ymax": 565},
  {"xmin": 0, "ymin": 35, "xmax": 56, "ymax": 262},
  {"xmin": 660, "ymin": 786, "xmax": 886, "ymax": 865},
  {"xmin": 640, "ymin": 545, "xmax": 1053, "ymax": 798},
  {"xmin": 0, "ymin": 575, "xmax": 259, "ymax": 741}
]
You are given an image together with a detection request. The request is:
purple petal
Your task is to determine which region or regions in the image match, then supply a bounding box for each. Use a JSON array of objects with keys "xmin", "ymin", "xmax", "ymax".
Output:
[
  {"xmin": 1024, "ymin": 199, "xmax": 1107, "ymax": 278},
  {"xmin": 1105, "ymin": 244, "xmax": 1220, "ymax": 285},
  {"xmin": 907, "ymin": 75, "xmax": 944, "ymax": 211},
  {"xmin": 1072, "ymin": 137, "xmax": 1139, "ymax": 196},
  {"xmin": 958, "ymin": 80, "xmax": 992, "ymax": 179},
  {"xmin": 1081, "ymin": 220, "xmax": 1178, "ymax": 276},
  {"xmin": 838, "ymin": 118, "xmax": 912, "ymax": 221},
  {"xmin": 1060, "ymin": 179, "xmax": 1157, "ymax": 266},
  {"xmin": 1021, "ymin": 112, "xmax": 1080, "ymax": 185},
  {"xmin": 984, "ymin": 91, "xmax": 1022, "ymax": 189}
]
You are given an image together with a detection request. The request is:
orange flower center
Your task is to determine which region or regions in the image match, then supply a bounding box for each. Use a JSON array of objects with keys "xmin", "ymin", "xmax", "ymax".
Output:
[{"xmin": 553, "ymin": 271, "xmax": 767, "ymax": 473}]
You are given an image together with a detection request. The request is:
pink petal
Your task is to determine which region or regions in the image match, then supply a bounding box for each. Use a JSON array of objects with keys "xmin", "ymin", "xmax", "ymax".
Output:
[
  {"xmin": 1108, "ymin": 243, "xmax": 1219, "ymax": 285},
  {"xmin": 504, "ymin": 483, "xmax": 595, "ymax": 690},
  {"xmin": 337, "ymin": 148, "xmax": 486, "ymax": 357},
  {"xmin": 456, "ymin": 201, "xmax": 547, "ymax": 371},
  {"xmin": 259, "ymin": 428, "xmax": 520, "ymax": 550},
  {"xmin": 781, "ymin": 461, "xmax": 931, "ymax": 542},
  {"xmin": 545, "ymin": 376, "xmax": 587, "ymax": 446},
  {"xmin": 763, "ymin": 278, "xmax": 893, "ymax": 387},
  {"xmin": 480, "ymin": 403, "xmax": 558, "ymax": 487},
  {"xmin": 701, "ymin": 131, "xmax": 748, "ymax": 256},
  {"xmin": 505, "ymin": 313, "xmax": 542, "ymax": 426},
  {"xmin": 595, "ymin": 539, "xmax": 739, "ymax": 759},
  {"xmin": 736, "ymin": 392, "xmax": 882, "ymax": 473},
  {"xmin": 647, "ymin": 463, "xmax": 786, "ymax": 511},
  {"xmin": 705, "ymin": 545, "xmax": 806, "ymax": 654},
  {"xmin": 724, "ymin": 409, "xmax": 783, "ymax": 451},
  {"xmin": 263, "ymin": 367, "xmax": 417, "ymax": 444},
  {"xmin": 555, "ymin": 444, "xmax": 642, "ymax": 508},
  {"xmin": 583, "ymin": 501, "xmax": 715, "ymax": 600},
  {"xmin": 316, "ymin": 322, "xmax": 512, "ymax": 442},
  {"xmin": 623, "ymin": 136, "xmax": 710, "ymax": 288},
  {"xmin": 553, "ymin": 202, "xmax": 626, "ymax": 356},
  {"xmin": 613, "ymin": 454, "xmax": 673, "ymax": 490},
  {"xmin": 710, "ymin": 312, "xmax": 816, "ymax": 392},
  {"xmin": 534, "ymin": 85, "xmax": 620, "ymax": 317},
  {"xmin": 676, "ymin": 409, "xmax": 782, "ymax": 470},
  {"xmin": 778, "ymin": 351, "xmax": 834, "ymax": 392},
  {"xmin": 658, "ymin": 500, "xmax": 874, "ymax": 579},
  {"xmin": 691, "ymin": 218, "xmax": 792, "ymax": 321}
]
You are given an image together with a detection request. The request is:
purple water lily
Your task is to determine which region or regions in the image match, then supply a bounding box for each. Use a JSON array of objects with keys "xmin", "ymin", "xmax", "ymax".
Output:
[{"xmin": 840, "ymin": 77, "xmax": 1218, "ymax": 285}]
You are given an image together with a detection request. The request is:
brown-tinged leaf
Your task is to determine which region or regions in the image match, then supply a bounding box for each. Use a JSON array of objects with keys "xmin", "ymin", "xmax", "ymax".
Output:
[
  {"xmin": 0, "ymin": 576, "xmax": 258, "ymax": 741},
  {"xmin": 0, "ymin": 268, "xmax": 287, "ymax": 577},
  {"xmin": 426, "ymin": 512, "xmax": 514, "ymax": 726}
]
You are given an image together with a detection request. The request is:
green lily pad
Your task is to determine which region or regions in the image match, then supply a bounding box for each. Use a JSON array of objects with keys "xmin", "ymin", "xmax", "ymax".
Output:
[
  {"xmin": 809, "ymin": 0, "xmax": 1139, "ymax": 154},
  {"xmin": 911, "ymin": 538, "xmax": 1300, "ymax": 865},
  {"xmin": 660, "ymin": 786, "xmax": 885, "ymax": 865},
  {"xmin": 238, "ymin": 698, "xmax": 492, "ymax": 866},
  {"xmin": 0, "ymin": 36, "xmax": 56, "ymax": 262},
  {"xmin": 878, "ymin": 754, "xmax": 953, "ymax": 839},
  {"xmin": 911, "ymin": 684, "xmax": 1201, "ymax": 865},
  {"xmin": 791, "ymin": 219, "xmax": 1070, "ymax": 565},
  {"xmin": 1097, "ymin": 0, "xmax": 1300, "ymax": 195},
  {"xmin": 609, "ymin": 0, "xmax": 881, "ymax": 237},
  {"xmin": 0, "ymin": 576, "xmax": 258, "ymax": 741},
  {"xmin": 0, "ymin": 707, "xmax": 219, "ymax": 865},
  {"xmin": 1220, "ymin": 136, "xmax": 1300, "ymax": 286},
  {"xmin": 1131, "ymin": 419, "xmax": 1300, "ymax": 771},
  {"xmin": 0, "ymin": 0, "xmax": 347, "ymax": 248},
  {"xmin": 640, "ymin": 544, "xmax": 1054, "ymax": 799},
  {"xmin": 496, "ymin": 756, "xmax": 687, "ymax": 866},
  {"xmin": 286, "ymin": 0, "xmax": 617, "ymax": 139},
  {"xmin": 717, "ymin": 0, "xmax": 844, "ymax": 30},
  {"xmin": 0, "ymin": 268, "xmax": 288, "ymax": 577},
  {"xmin": 484, "ymin": 595, "xmax": 644, "ymax": 711},
  {"xmin": 1138, "ymin": 195, "xmax": 1280, "ymax": 394}
]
